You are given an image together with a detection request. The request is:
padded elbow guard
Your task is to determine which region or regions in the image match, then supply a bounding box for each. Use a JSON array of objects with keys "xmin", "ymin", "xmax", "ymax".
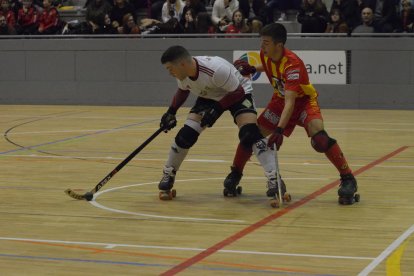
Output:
[{"xmin": 311, "ymin": 130, "xmax": 337, "ymax": 153}]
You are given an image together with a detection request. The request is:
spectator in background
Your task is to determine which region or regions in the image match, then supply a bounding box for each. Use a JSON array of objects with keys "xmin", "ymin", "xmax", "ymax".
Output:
[
  {"xmin": 180, "ymin": 0, "xmax": 205, "ymax": 27},
  {"xmin": 396, "ymin": 0, "xmax": 414, "ymax": 31},
  {"xmin": 330, "ymin": 0, "xmax": 360, "ymax": 30},
  {"xmin": 297, "ymin": 0, "xmax": 329, "ymax": 33},
  {"xmin": 263, "ymin": 0, "xmax": 301, "ymax": 24},
  {"xmin": 16, "ymin": 0, "xmax": 39, "ymax": 34},
  {"xmin": 325, "ymin": 7, "xmax": 349, "ymax": 32},
  {"xmin": 150, "ymin": 0, "xmax": 165, "ymax": 20},
  {"xmin": 86, "ymin": 0, "xmax": 112, "ymax": 34},
  {"xmin": 121, "ymin": 12, "xmax": 140, "ymax": 33},
  {"xmin": 226, "ymin": 9, "xmax": 250, "ymax": 33},
  {"xmin": 161, "ymin": 0, "xmax": 184, "ymax": 23},
  {"xmin": 372, "ymin": 0, "xmax": 399, "ymax": 32},
  {"xmin": 352, "ymin": 6, "xmax": 375, "ymax": 32},
  {"xmin": 37, "ymin": 0, "xmax": 61, "ymax": 34},
  {"xmin": 0, "ymin": 13, "xmax": 16, "ymax": 33},
  {"xmin": 0, "ymin": 0, "xmax": 16, "ymax": 28},
  {"xmin": 99, "ymin": 13, "xmax": 118, "ymax": 33},
  {"xmin": 182, "ymin": 7, "xmax": 196, "ymax": 32},
  {"xmin": 110, "ymin": 0, "xmax": 135, "ymax": 28},
  {"xmin": 211, "ymin": 0, "xmax": 239, "ymax": 32},
  {"xmin": 238, "ymin": 0, "xmax": 265, "ymax": 31},
  {"xmin": 195, "ymin": 11, "xmax": 215, "ymax": 33}
]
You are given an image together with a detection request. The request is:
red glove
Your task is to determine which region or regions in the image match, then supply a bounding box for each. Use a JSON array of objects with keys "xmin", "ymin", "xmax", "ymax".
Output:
[
  {"xmin": 267, "ymin": 127, "xmax": 284, "ymax": 150},
  {"xmin": 233, "ymin": 59, "xmax": 256, "ymax": 76}
]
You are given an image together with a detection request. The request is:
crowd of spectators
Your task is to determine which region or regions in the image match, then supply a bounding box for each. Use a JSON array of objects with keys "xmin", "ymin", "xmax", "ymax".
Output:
[{"xmin": 0, "ymin": 0, "xmax": 413, "ymax": 35}]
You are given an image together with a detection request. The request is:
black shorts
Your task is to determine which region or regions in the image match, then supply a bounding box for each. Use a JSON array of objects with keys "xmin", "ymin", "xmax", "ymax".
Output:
[{"xmin": 190, "ymin": 94, "xmax": 257, "ymax": 121}]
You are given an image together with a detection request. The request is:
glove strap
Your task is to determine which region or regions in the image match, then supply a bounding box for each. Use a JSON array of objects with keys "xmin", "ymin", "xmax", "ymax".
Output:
[
  {"xmin": 167, "ymin": 106, "xmax": 177, "ymax": 115},
  {"xmin": 275, "ymin": 127, "xmax": 284, "ymax": 134}
]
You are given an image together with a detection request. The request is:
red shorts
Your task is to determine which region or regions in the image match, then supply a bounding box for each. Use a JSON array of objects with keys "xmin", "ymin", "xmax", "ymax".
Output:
[{"xmin": 257, "ymin": 95, "xmax": 323, "ymax": 137}]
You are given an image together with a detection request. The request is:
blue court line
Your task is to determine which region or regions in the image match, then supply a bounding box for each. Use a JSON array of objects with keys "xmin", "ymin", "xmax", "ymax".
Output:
[
  {"xmin": 0, "ymin": 120, "xmax": 157, "ymax": 156},
  {"xmin": 0, "ymin": 253, "xmax": 338, "ymax": 275}
]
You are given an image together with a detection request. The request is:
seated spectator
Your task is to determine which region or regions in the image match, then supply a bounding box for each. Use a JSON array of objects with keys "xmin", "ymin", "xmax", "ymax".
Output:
[
  {"xmin": 352, "ymin": 6, "xmax": 375, "ymax": 32},
  {"xmin": 297, "ymin": 0, "xmax": 329, "ymax": 33},
  {"xmin": 16, "ymin": 0, "xmax": 39, "ymax": 34},
  {"xmin": 0, "ymin": 13, "xmax": 16, "ymax": 33},
  {"xmin": 180, "ymin": 0, "xmax": 205, "ymax": 27},
  {"xmin": 226, "ymin": 9, "xmax": 250, "ymax": 33},
  {"xmin": 195, "ymin": 11, "xmax": 215, "ymax": 33},
  {"xmin": 263, "ymin": 0, "xmax": 301, "ymax": 24},
  {"xmin": 372, "ymin": 0, "xmax": 399, "ymax": 32},
  {"xmin": 182, "ymin": 7, "xmax": 196, "ymax": 32},
  {"xmin": 330, "ymin": 0, "xmax": 360, "ymax": 30},
  {"xmin": 396, "ymin": 0, "xmax": 414, "ymax": 32},
  {"xmin": 121, "ymin": 12, "xmax": 140, "ymax": 33},
  {"xmin": 238, "ymin": 0, "xmax": 265, "ymax": 31},
  {"xmin": 325, "ymin": 7, "xmax": 349, "ymax": 32},
  {"xmin": 110, "ymin": 0, "xmax": 135, "ymax": 28},
  {"xmin": 150, "ymin": 0, "xmax": 165, "ymax": 20},
  {"xmin": 211, "ymin": 0, "xmax": 239, "ymax": 32},
  {"xmin": 161, "ymin": 0, "xmax": 184, "ymax": 23},
  {"xmin": 0, "ymin": 0, "xmax": 16, "ymax": 28},
  {"xmin": 86, "ymin": 0, "xmax": 112, "ymax": 34},
  {"xmin": 37, "ymin": 0, "xmax": 61, "ymax": 34}
]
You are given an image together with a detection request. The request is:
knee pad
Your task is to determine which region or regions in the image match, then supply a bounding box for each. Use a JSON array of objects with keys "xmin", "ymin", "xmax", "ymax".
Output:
[
  {"xmin": 175, "ymin": 125, "xmax": 200, "ymax": 149},
  {"xmin": 239, "ymin": 123, "xmax": 263, "ymax": 149},
  {"xmin": 311, "ymin": 130, "xmax": 337, "ymax": 153}
]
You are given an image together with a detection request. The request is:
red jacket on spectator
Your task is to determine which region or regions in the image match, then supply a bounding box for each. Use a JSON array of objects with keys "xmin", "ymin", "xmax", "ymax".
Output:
[
  {"xmin": 0, "ymin": 10, "xmax": 15, "ymax": 27},
  {"xmin": 17, "ymin": 6, "xmax": 38, "ymax": 27},
  {"xmin": 39, "ymin": 7, "xmax": 58, "ymax": 31}
]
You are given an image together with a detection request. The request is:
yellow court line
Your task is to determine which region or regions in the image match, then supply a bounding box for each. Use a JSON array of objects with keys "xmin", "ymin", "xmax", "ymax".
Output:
[{"xmin": 386, "ymin": 237, "xmax": 412, "ymax": 276}]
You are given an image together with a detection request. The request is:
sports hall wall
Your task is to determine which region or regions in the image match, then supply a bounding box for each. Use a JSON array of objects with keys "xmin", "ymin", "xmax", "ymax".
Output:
[{"xmin": 0, "ymin": 37, "xmax": 413, "ymax": 109}]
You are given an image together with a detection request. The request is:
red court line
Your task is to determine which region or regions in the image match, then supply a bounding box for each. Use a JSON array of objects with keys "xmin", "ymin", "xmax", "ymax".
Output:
[{"xmin": 160, "ymin": 146, "xmax": 409, "ymax": 276}]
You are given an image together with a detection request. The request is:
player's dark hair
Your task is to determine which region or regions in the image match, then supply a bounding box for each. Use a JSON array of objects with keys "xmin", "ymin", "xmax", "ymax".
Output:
[
  {"xmin": 161, "ymin": 45, "xmax": 192, "ymax": 64},
  {"xmin": 260, "ymin": 23, "xmax": 287, "ymax": 45}
]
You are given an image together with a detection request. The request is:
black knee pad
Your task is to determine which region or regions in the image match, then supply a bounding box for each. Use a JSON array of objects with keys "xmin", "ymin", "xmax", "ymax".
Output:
[
  {"xmin": 311, "ymin": 130, "xmax": 337, "ymax": 153},
  {"xmin": 239, "ymin": 123, "xmax": 263, "ymax": 149},
  {"xmin": 175, "ymin": 125, "xmax": 200, "ymax": 149}
]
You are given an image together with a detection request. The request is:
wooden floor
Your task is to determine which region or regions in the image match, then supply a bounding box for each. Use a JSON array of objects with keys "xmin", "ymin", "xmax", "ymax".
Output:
[{"xmin": 0, "ymin": 105, "xmax": 413, "ymax": 276}]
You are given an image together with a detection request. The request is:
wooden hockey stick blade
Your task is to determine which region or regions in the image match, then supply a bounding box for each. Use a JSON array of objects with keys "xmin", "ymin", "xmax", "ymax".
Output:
[{"xmin": 64, "ymin": 189, "xmax": 86, "ymax": 200}]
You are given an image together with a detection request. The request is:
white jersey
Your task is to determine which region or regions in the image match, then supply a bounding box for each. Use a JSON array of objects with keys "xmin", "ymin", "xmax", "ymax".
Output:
[{"xmin": 177, "ymin": 56, "xmax": 253, "ymax": 101}]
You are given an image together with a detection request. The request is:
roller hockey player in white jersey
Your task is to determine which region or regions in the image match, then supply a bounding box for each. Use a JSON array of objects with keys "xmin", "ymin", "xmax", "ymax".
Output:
[{"xmin": 158, "ymin": 45, "xmax": 289, "ymax": 206}]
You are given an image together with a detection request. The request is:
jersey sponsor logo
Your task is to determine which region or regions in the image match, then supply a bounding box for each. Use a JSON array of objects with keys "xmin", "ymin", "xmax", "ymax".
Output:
[
  {"xmin": 272, "ymin": 76, "xmax": 285, "ymax": 96},
  {"xmin": 287, "ymin": 73, "xmax": 300, "ymax": 80},
  {"xmin": 263, "ymin": 109, "xmax": 280, "ymax": 125}
]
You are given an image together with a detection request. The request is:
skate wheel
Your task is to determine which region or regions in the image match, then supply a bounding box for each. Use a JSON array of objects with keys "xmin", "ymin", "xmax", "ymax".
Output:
[
  {"xmin": 269, "ymin": 198, "xmax": 279, "ymax": 208},
  {"xmin": 354, "ymin": 193, "xmax": 360, "ymax": 202},
  {"xmin": 159, "ymin": 191, "xmax": 173, "ymax": 200},
  {"xmin": 171, "ymin": 189, "xmax": 177, "ymax": 198},
  {"xmin": 283, "ymin": 193, "xmax": 291, "ymax": 202},
  {"xmin": 236, "ymin": 186, "xmax": 242, "ymax": 195},
  {"xmin": 223, "ymin": 188, "xmax": 229, "ymax": 197}
]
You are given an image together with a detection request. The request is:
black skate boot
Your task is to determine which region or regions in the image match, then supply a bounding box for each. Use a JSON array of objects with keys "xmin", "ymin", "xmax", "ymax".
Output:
[
  {"xmin": 338, "ymin": 173, "xmax": 360, "ymax": 205},
  {"xmin": 265, "ymin": 171, "xmax": 291, "ymax": 208},
  {"xmin": 223, "ymin": 166, "xmax": 243, "ymax": 197},
  {"xmin": 158, "ymin": 166, "xmax": 177, "ymax": 200}
]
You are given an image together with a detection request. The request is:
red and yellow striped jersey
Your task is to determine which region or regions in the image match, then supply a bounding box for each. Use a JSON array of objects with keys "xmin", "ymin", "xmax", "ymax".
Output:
[{"xmin": 260, "ymin": 48, "xmax": 318, "ymax": 101}]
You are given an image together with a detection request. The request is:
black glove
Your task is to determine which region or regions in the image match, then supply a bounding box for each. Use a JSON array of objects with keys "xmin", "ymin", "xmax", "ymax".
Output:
[
  {"xmin": 200, "ymin": 103, "xmax": 223, "ymax": 128},
  {"xmin": 234, "ymin": 59, "xmax": 257, "ymax": 76},
  {"xmin": 160, "ymin": 107, "xmax": 177, "ymax": 132}
]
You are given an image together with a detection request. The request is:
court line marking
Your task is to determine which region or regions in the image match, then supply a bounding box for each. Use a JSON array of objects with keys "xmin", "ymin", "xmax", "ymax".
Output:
[
  {"xmin": 2, "ymin": 154, "xmax": 414, "ymax": 169},
  {"xmin": 358, "ymin": 224, "xmax": 414, "ymax": 276},
  {"xmin": 160, "ymin": 146, "xmax": 410, "ymax": 275},
  {"xmin": 91, "ymin": 177, "xmax": 328, "ymax": 223},
  {"xmin": 0, "ymin": 237, "xmax": 374, "ymax": 261}
]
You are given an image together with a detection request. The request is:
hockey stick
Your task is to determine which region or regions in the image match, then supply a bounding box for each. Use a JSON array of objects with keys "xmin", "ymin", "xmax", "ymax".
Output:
[
  {"xmin": 274, "ymin": 144, "xmax": 283, "ymax": 207},
  {"xmin": 65, "ymin": 126, "xmax": 165, "ymax": 201}
]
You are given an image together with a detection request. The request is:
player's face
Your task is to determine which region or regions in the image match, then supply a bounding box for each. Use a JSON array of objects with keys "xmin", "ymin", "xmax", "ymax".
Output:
[
  {"xmin": 164, "ymin": 61, "xmax": 187, "ymax": 80},
  {"xmin": 260, "ymin": 35, "xmax": 283, "ymax": 60}
]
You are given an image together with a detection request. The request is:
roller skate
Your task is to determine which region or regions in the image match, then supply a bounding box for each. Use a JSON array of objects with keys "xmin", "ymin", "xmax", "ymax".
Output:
[
  {"xmin": 158, "ymin": 166, "xmax": 177, "ymax": 200},
  {"xmin": 265, "ymin": 171, "xmax": 291, "ymax": 208},
  {"xmin": 223, "ymin": 166, "xmax": 243, "ymax": 197},
  {"xmin": 338, "ymin": 174, "xmax": 359, "ymax": 205}
]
